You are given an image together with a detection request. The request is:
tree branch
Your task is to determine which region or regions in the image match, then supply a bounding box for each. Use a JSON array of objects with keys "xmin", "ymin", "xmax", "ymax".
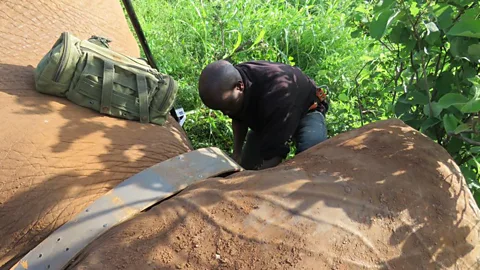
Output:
[
  {"xmin": 434, "ymin": 46, "xmax": 443, "ymax": 77},
  {"xmin": 410, "ymin": 51, "xmax": 419, "ymax": 83},
  {"xmin": 379, "ymin": 39, "xmax": 395, "ymax": 52},
  {"xmin": 353, "ymin": 61, "xmax": 372, "ymax": 126},
  {"xmin": 452, "ymin": 2, "xmax": 477, "ymax": 25},
  {"xmin": 420, "ymin": 53, "xmax": 433, "ymax": 117},
  {"xmin": 448, "ymin": 132, "xmax": 480, "ymax": 146}
]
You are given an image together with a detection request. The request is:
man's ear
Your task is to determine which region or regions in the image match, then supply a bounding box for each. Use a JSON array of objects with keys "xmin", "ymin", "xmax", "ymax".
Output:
[{"xmin": 237, "ymin": 81, "xmax": 244, "ymax": 91}]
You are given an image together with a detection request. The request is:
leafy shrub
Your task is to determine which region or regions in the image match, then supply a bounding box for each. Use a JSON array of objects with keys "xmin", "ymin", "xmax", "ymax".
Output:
[
  {"xmin": 183, "ymin": 108, "xmax": 234, "ymax": 153},
  {"xmin": 350, "ymin": 0, "xmax": 480, "ymax": 202}
]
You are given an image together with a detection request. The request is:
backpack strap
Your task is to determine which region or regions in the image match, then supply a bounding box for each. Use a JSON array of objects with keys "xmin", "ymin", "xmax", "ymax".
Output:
[
  {"xmin": 101, "ymin": 60, "xmax": 115, "ymax": 114},
  {"xmin": 136, "ymin": 74, "xmax": 150, "ymax": 123}
]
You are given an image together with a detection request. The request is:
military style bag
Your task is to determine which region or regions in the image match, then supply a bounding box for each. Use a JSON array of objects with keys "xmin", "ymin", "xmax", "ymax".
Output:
[{"xmin": 34, "ymin": 32, "xmax": 178, "ymax": 125}]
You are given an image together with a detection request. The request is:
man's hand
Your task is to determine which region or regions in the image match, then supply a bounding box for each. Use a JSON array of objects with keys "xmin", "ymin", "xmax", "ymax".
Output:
[
  {"xmin": 231, "ymin": 151, "xmax": 242, "ymax": 163},
  {"xmin": 257, "ymin": 156, "xmax": 282, "ymax": 170}
]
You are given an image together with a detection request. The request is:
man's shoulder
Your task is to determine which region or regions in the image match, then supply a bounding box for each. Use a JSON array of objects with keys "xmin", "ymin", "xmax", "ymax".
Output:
[
  {"xmin": 235, "ymin": 61, "xmax": 298, "ymax": 80},
  {"xmin": 235, "ymin": 60, "xmax": 288, "ymax": 68}
]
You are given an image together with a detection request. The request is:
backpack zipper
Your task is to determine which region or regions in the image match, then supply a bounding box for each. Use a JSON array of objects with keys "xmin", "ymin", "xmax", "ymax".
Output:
[
  {"xmin": 53, "ymin": 32, "xmax": 70, "ymax": 82},
  {"xmin": 157, "ymin": 76, "xmax": 174, "ymax": 113}
]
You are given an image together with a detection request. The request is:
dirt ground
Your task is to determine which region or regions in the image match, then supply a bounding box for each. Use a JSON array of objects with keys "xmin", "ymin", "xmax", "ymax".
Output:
[
  {"xmin": 0, "ymin": 0, "xmax": 191, "ymax": 268},
  {"xmin": 69, "ymin": 119, "xmax": 480, "ymax": 270}
]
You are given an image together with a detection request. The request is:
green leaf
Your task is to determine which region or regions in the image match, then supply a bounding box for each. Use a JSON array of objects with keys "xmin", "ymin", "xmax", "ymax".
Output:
[
  {"xmin": 463, "ymin": 64, "xmax": 478, "ymax": 79},
  {"xmin": 394, "ymin": 85, "xmax": 405, "ymax": 92},
  {"xmin": 424, "ymin": 102, "xmax": 443, "ymax": 118},
  {"xmin": 404, "ymin": 119, "xmax": 423, "ymax": 129},
  {"xmin": 374, "ymin": 0, "xmax": 395, "ymax": 12},
  {"xmin": 251, "ymin": 29, "xmax": 266, "ymax": 48},
  {"xmin": 471, "ymin": 146, "xmax": 480, "ymax": 154},
  {"xmin": 355, "ymin": 6, "xmax": 369, "ymax": 13},
  {"xmin": 454, "ymin": 123, "xmax": 471, "ymax": 134},
  {"xmin": 421, "ymin": 117, "xmax": 441, "ymax": 131},
  {"xmin": 410, "ymin": 2, "xmax": 420, "ymax": 16},
  {"xmin": 338, "ymin": 93, "xmax": 349, "ymax": 102},
  {"xmin": 435, "ymin": 72, "xmax": 454, "ymax": 98},
  {"xmin": 461, "ymin": 7, "xmax": 480, "ymax": 21},
  {"xmin": 425, "ymin": 22, "xmax": 441, "ymax": 45},
  {"xmin": 401, "ymin": 112, "xmax": 416, "ymax": 122},
  {"xmin": 469, "ymin": 76, "xmax": 480, "ymax": 86},
  {"xmin": 438, "ymin": 93, "xmax": 468, "ymax": 108},
  {"xmin": 389, "ymin": 24, "xmax": 410, "ymax": 44},
  {"xmin": 467, "ymin": 44, "xmax": 480, "ymax": 62},
  {"xmin": 351, "ymin": 29, "xmax": 362, "ymax": 38},
  {"xmin": 443, "ymin": 114, "xmax": 458, "ymax": 133},
  {"xmin": 370, "ymin": 9, "xmax": 400, "ymax": 39},
  {"xmin": 406, "ymin": 91, "xmax": 429, "ymax": 105},
  {"xmin": 434, "ymin": 4, "xmax": 454, "ymax": 30},
  {"xmin": 447, "ymin": 18, "xmax": 480, "ymax": 38},
  {"xmin": 461, "ymin": 99, "xmax": 480, "ymax": 113},
  {"xmin": 447, "ymin": 136, "xmax": 464, "ymax": 155},
  {"xmin": 450, "ymin": 37, "xmax": 470, "ymax": 59},
  {"xmin": 232, "ymin": 31, "xmax": 242, "ymax": 53},
  {"xmin": 452, "ymin": 0, "xmax": 474, "ymax": 6},
  {"xmin": 395, "ymin": 101, "xmax": 411, "ymax": 116},
  {"xmin": 461, "ymin": 78, "xmax": 480, "ymax": 113},
  {"xmin": 471, "ymin": 155, "xmax": 480, "ymax": 174}
]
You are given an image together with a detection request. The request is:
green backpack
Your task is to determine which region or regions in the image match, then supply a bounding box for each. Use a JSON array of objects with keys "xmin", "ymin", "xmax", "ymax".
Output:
[{"xmin": 34, "ymin": 32, "xmax": 178, "ymax": 125}]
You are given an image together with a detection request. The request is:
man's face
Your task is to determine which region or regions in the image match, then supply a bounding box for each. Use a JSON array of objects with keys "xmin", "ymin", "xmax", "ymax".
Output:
[{"xmin": 218, "ymin": 81, "xmax": 244, "ymax": 117}]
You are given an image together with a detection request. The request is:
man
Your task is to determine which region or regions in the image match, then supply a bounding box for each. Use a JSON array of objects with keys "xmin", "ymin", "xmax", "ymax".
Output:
[{"xmin": 198, "ymin": 60, "xmax": 328, "ymax": 170}]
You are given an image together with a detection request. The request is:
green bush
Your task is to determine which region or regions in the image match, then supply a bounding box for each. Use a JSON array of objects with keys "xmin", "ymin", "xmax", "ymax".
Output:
[
  {"xmin": 350, "ymin": 0, "xmax": 480, "ymax": 203},
  {"xmin": 183, "ymin": 108, "xmax": 234, "ymax": 153}
]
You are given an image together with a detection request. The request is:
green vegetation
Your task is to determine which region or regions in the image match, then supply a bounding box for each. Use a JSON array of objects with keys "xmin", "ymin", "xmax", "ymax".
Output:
[
  {"xmin": 350, "ymin": 0, "xmax": 480, "ymax": 202},
  {"xmin": 126, "ymin": 0, "xmax": 479, "ymax": 203}
]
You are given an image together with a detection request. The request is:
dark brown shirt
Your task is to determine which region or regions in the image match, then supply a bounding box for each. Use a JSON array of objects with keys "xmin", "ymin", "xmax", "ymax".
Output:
[{"xmin": 231, "ymin": 60, "xmax": 319, "ymax": 160}]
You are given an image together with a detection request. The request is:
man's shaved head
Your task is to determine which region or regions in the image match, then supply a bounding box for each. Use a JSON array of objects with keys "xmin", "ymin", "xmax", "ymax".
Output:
[{"xmin": 198, "ymin": 60, "xmax": 244, "ymax": 115}]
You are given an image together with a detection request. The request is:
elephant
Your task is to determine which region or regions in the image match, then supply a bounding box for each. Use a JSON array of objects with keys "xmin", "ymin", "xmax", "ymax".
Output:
[
  {"xmin": 67, "ymin": 119, "xmax": 480, "ymax": 270},
  {"xmin": 1, "ymin": 1, "xmax": 479, "ymax": 269},
  {"xmin": 0, "ymin": 0, "xmax": 191, "ymax": 268}
]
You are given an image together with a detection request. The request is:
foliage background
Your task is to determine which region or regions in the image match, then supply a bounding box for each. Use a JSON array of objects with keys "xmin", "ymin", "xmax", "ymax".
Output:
[{"xmin": 124, "ymin": 0, "xmax": 479, "ymax": 203}]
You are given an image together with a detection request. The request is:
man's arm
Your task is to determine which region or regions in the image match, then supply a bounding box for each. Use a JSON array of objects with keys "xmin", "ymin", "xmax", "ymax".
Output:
[
  {"xmin": 232, "ymin": 119, "xmax": 248, "ymax": 162},
  {"xmin": 257, "ymin": 103, "xmax": 300, "ymax": 170},
  {"xmin": 257, "ymin": 156, "xmax": 283, "ymax": 170}
]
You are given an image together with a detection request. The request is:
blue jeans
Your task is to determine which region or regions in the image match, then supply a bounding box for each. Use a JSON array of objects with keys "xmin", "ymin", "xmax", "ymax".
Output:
[{"xmin": 240, "ymin": 111, "xmax": 327, "ymax": 169}]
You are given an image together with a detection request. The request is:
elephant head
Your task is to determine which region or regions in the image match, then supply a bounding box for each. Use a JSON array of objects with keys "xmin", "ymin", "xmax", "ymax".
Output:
[{"xmin": 1, "ymin": 1, "xmax": 479, "ymax": 269}]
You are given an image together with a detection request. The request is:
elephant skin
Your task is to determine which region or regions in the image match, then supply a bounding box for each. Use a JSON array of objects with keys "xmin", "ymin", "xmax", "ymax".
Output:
[
  {"xmin": 0, "ymin": 0, "xmax": 191, "ymax": 268},
  {"xmin": 69, "ymin": 119, "xmax": 480, "ymax": 270}
]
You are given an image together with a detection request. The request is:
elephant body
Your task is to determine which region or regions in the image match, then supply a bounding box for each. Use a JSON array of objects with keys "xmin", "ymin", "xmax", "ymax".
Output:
[
  {"xmin": 69, "ymin": 119, "xmax": 480, "ymax": 269},
  {"xmin": 1, "ymin": 1, "xmax": 479, "ymax": 269}
]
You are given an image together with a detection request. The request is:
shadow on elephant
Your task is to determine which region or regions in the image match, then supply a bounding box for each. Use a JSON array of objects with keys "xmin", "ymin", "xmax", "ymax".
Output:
[
  {"xmin": 0, "ymin": 63, "xmax": 192, "ymax": 268},
  {"xmin": 66, "ymin": 122, "xmax": 479, "ymax": 269}
]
